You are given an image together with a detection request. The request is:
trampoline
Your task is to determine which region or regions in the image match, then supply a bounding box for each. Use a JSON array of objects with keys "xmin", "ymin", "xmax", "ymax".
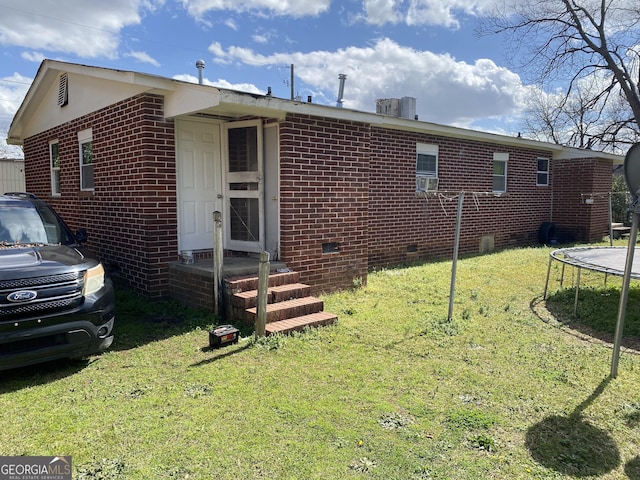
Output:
[{"xmin": 544, "ymin": 246, "xmax": 640, "ymax": 315}]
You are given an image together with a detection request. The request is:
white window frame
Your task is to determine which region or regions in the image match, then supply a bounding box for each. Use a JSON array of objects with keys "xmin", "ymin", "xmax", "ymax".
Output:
[
  {"xmin": 416, "ymin": 143, "xmax": 438, "ymax": 177},
  {"xmin": 78, "ymin": 128, "xmax": 94, "ymax": 191},
  {"xmin": 49, "ymin": 140, "xmax": 61, "ymax": 196},
  {"xmin": 493, "ymin": 153, "xmax": 508, "ymax": 193},
  {"xmin": 416, "ymin": 143, "xmax": 438, "ymax": 192},
  {"xmin": 536, "ymin": 157, "xmax": 549, "ymax": 186}
]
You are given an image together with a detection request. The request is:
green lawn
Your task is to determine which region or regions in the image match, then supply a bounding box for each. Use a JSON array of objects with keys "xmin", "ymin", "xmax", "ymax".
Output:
[{"xmin": 2, "ymin": 244, "xmax": 640, "ymax": 479}]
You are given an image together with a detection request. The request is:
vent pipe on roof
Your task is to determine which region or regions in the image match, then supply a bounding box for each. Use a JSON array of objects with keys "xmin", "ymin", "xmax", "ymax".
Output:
[
  {"xmin": 336, "ymin": 73, "xmax": 347, "ymax": 108},
  {"xmin": 196, "ymin": 59, "xmax": 205, "ymax": 85}
]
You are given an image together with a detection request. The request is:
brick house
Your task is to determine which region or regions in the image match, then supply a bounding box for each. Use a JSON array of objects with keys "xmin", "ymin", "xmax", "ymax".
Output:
[{"xmin": 7, "ymin": 60, "xmax": 623, "ymax": 302}]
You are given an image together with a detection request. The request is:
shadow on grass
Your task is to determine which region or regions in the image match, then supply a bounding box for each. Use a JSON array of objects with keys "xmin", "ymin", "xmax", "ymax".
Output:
[
  {"xmin": 525, "ymin": 378, "xmax": 621, "ymax": 477},
  {"xmin": 0, "ymin": 358, "xmax": 94, "ymax": 392},
  {"xmin": 0, "ymin": 287, "xmax": 245, "ymax": 391},
  {"xmin": 110, "ymin": 287, "xmax": 234, "ymax": 352},
  {"xmin": 532, "ymin": 285, "xmax": 640, "ymax": 353},
  {"xmin": 190, "ymin": 342, "xmax": 253, "ymax": 367},
  {"xmin": 625, "ymin": 456, "xmax": 640, "ymax": 479}
]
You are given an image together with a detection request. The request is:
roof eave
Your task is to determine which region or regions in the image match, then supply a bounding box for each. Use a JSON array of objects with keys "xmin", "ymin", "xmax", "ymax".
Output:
[
  {"xmin": 8, "ymin": 59, "xmax": 188, "ymax": 143},
  {"xmin": 215, "ymin": 89, "xmax": 613, "ymax": 158}
]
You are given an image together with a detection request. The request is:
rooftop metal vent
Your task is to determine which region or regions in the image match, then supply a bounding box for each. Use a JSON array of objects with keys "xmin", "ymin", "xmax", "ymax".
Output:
[
  {"xmin": 196, "ymin": 60, "xmax": 205, "ymax": 85},
  {"xmin": 336, "ymin": 73, "xmax": 347, "ymax": 108}
]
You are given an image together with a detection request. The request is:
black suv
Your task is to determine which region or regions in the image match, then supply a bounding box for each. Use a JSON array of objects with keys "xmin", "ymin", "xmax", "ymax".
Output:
[{"xmin": 0, "ymin": 193, "xmax": 115, "ymax": 371}]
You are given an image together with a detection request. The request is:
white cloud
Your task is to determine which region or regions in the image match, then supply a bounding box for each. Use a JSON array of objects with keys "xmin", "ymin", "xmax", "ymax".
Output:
[
  {"xmin": 125, "ymin": 51, "xmax": 161, "ymax": 67},
  {"xmin": 224, "ymin": 18, "xmax": 238, "ymax": 30},
  {"xmin": 252, "ymin": 33, "xmax": 270, "ymax": 44},
  {"xmin": 180, "ymin": 0, "xmax": 331, "ymax": 19},
  {"xmin": 359, "ymin": 0, "xmax": 512, "ymax": 28},
  {"xmin": 0, "ymin": 73, "xmax": 32, "ymax": 158},
  {"xmin": 407, "ymin": 0, "xmax": 463, "ymax": 28},
  {"xmin": 358, "ymin": 0, "xmax": 404, "ymax": 25},
  {"xmin": 20, "ymin": 51, "xmax": 46, "ymax": 63},
  {"xmin": 0, "ymin": 0, "xmax": 162, "ymax": 59},
  {"xmin": 207, "ymin": 37, "xmax": 528, "ymax": 127},
  {"xmin": 0, "ymin": 73, "xmax": 31, "ymax": 123}
]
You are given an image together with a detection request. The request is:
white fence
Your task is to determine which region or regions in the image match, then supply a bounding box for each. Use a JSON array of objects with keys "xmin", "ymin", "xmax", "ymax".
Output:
[{"xmin": 0, "ymin": 159, "xmax": 26, "ymax": 193}]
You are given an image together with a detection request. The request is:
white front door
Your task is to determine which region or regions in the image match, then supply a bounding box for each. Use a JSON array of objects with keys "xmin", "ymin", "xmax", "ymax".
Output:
[
  {"xmin": 224, "ymin": 119, "xmax": 265, "ymax": 253},
  {"xmin": 176, "ymin": 119, "xmax": 223, "ymax": 252}
]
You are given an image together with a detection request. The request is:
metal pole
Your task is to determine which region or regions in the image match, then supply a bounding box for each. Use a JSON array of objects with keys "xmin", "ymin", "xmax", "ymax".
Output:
[
  {"xmin": 290, "ymin": 64, "xmax": 294, "ymax": 100},
  {"xmin": 448, "ymin": 193, "xmax": 464, "ymax": 321},
  {"xmin": 255, "ymin": 251, "xmax": 270, "ymax": 337},
  {"xmin": 213, "ymin": 211, "xmax": 224, "ymax": 319},
  {"xmin": 609, "ymin": 193, "xmax": 614, "ymax": 246},
  {"xmin": 573, "ymin": 267, "xmax": 581, "ymax": 317},
  {"xmin": 611, "ymin": 210, "xmax": 640, "ymax": 377}
]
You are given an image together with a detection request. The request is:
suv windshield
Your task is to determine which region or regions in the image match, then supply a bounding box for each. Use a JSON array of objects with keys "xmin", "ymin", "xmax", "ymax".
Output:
[{"xmin": 0, "ymin": 202, "xmax": 75, "ymax": 245}]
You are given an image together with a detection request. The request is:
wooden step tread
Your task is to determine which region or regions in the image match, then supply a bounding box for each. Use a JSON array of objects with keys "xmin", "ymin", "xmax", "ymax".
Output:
[{"xmin": 265, "ymin": 312, "xmax": 338, "ymax": 335}]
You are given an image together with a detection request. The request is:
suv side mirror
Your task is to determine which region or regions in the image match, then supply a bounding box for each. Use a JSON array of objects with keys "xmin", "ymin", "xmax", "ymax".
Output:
[{"xmin": 75, "ymin": 228, "xmax": 88, "ymax": 244}]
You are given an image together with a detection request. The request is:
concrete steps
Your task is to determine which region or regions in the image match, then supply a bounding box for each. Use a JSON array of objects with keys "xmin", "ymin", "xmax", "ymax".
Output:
[
  {"xmin": 611, "ymin": 222, "xmax": 631, "ymax": 239},
  {"xmin": 226, "ymin": 271, "xmax": 337, "ymax": 335}
]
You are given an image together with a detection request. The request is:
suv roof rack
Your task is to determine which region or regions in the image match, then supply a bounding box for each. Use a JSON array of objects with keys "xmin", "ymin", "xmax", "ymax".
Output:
[{"xmin": 3, "ymin": 192, "xmax": 38, "ymax": 199}]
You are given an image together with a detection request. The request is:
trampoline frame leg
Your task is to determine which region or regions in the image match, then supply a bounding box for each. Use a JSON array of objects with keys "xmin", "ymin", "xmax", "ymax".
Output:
[
  {"xmin": 574, "ymin": 267, "xmax": 581, "ymax": 317},
  {"xmin": 544, "ymin": 255, "xmax": 553, "ymax": 299}
]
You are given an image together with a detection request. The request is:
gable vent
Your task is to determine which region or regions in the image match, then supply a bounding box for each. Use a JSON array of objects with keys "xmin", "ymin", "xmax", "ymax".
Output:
[{"xmin": 58, "ymin": 73, "xmax": 68, "ymax": 107}]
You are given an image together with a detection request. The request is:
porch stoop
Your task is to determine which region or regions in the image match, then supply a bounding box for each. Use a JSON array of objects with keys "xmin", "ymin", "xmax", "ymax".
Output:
[{"xmin": 226, "ymin": 271, "xmax": 337, "ymax": 335}]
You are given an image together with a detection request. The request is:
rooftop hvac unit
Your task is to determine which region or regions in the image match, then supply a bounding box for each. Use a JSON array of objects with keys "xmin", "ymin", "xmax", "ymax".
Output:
[{"xmin": 416, "ymin": 175, "xmax": 439, "ymax": 192}]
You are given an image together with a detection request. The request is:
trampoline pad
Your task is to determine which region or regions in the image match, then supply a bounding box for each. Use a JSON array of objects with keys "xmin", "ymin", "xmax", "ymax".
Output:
[{"xmin": 554, "ymin": 246, "xmax": 640, "ymax": 279}]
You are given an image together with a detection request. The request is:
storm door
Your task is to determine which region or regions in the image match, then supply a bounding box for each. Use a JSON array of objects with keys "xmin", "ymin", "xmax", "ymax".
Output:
[{"xmin": 224, "ymin": 120, "xmax": 264, "ymax": 252}]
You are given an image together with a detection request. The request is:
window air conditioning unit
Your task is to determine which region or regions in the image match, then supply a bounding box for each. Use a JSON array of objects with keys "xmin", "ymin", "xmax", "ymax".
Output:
[{"xmin": 416, "ymin": 175, "xmax": 439, "ymax": 192}]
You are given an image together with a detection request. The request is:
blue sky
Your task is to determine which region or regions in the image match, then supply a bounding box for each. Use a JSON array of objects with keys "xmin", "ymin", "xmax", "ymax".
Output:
[{"xmin": 1, "ymin": 0, "xmax": 533, "ymax": 157}]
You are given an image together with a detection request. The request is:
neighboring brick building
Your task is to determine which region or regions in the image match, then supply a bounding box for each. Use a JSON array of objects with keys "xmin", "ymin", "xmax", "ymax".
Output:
[{"xmin": 7, "ymin": 60, "xmax": 623, "ymax": 298}]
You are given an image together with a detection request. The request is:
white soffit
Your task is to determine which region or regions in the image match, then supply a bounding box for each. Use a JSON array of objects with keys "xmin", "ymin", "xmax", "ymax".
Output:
[{"xmin": 165, "ymin": 83, "xmax": 221, "ymax": 118}]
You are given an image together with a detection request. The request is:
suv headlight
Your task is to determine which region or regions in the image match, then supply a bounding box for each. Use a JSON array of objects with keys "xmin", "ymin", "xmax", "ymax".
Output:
[{"xmin": 83, "ymin": 264, "xmax": 105, "ymax": 296}]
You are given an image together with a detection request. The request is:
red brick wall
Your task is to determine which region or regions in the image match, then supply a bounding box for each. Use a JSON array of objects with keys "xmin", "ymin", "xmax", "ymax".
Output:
[
  {"xmin": 369, "ymin": 128, "xmax": 555, "ymax": 266},
  {"xmin": 22, "ymin": 94, "xmax": 177, "ymax": 297},
  {"xmin": 19, "ymin": 95, "xmax": 614, "ymax": 300},
  {"xmin": 552, "ymin": 157, "xmax": 612, "ymax": 242},
  {"xmin": 279, "ymin": 114, "xmax": 370, "ymax": 292}
]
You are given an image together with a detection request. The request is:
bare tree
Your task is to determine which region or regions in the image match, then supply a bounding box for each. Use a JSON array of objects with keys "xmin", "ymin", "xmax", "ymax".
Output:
[
  {"xmin": 480, "ymin": 0, "xmax": 640, "ymax": 152},
  {"xmin": 0, "ymin": 120, "xmax": 23, "ymax": 159},
  {"xmin": 522, "ymin": 72, "xmax": 640, "ymax": 151}
]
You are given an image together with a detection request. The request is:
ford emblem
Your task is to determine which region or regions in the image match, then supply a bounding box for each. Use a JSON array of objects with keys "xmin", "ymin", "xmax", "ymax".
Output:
[{"xmin": 7, "ymin": 290, "xmax": 38, "ymax": 302}]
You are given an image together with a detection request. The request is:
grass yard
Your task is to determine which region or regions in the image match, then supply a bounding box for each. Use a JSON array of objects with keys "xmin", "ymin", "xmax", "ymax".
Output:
[{"xmin": 3, "ymin": 243, "xmax": 640, "ymax": 479}]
